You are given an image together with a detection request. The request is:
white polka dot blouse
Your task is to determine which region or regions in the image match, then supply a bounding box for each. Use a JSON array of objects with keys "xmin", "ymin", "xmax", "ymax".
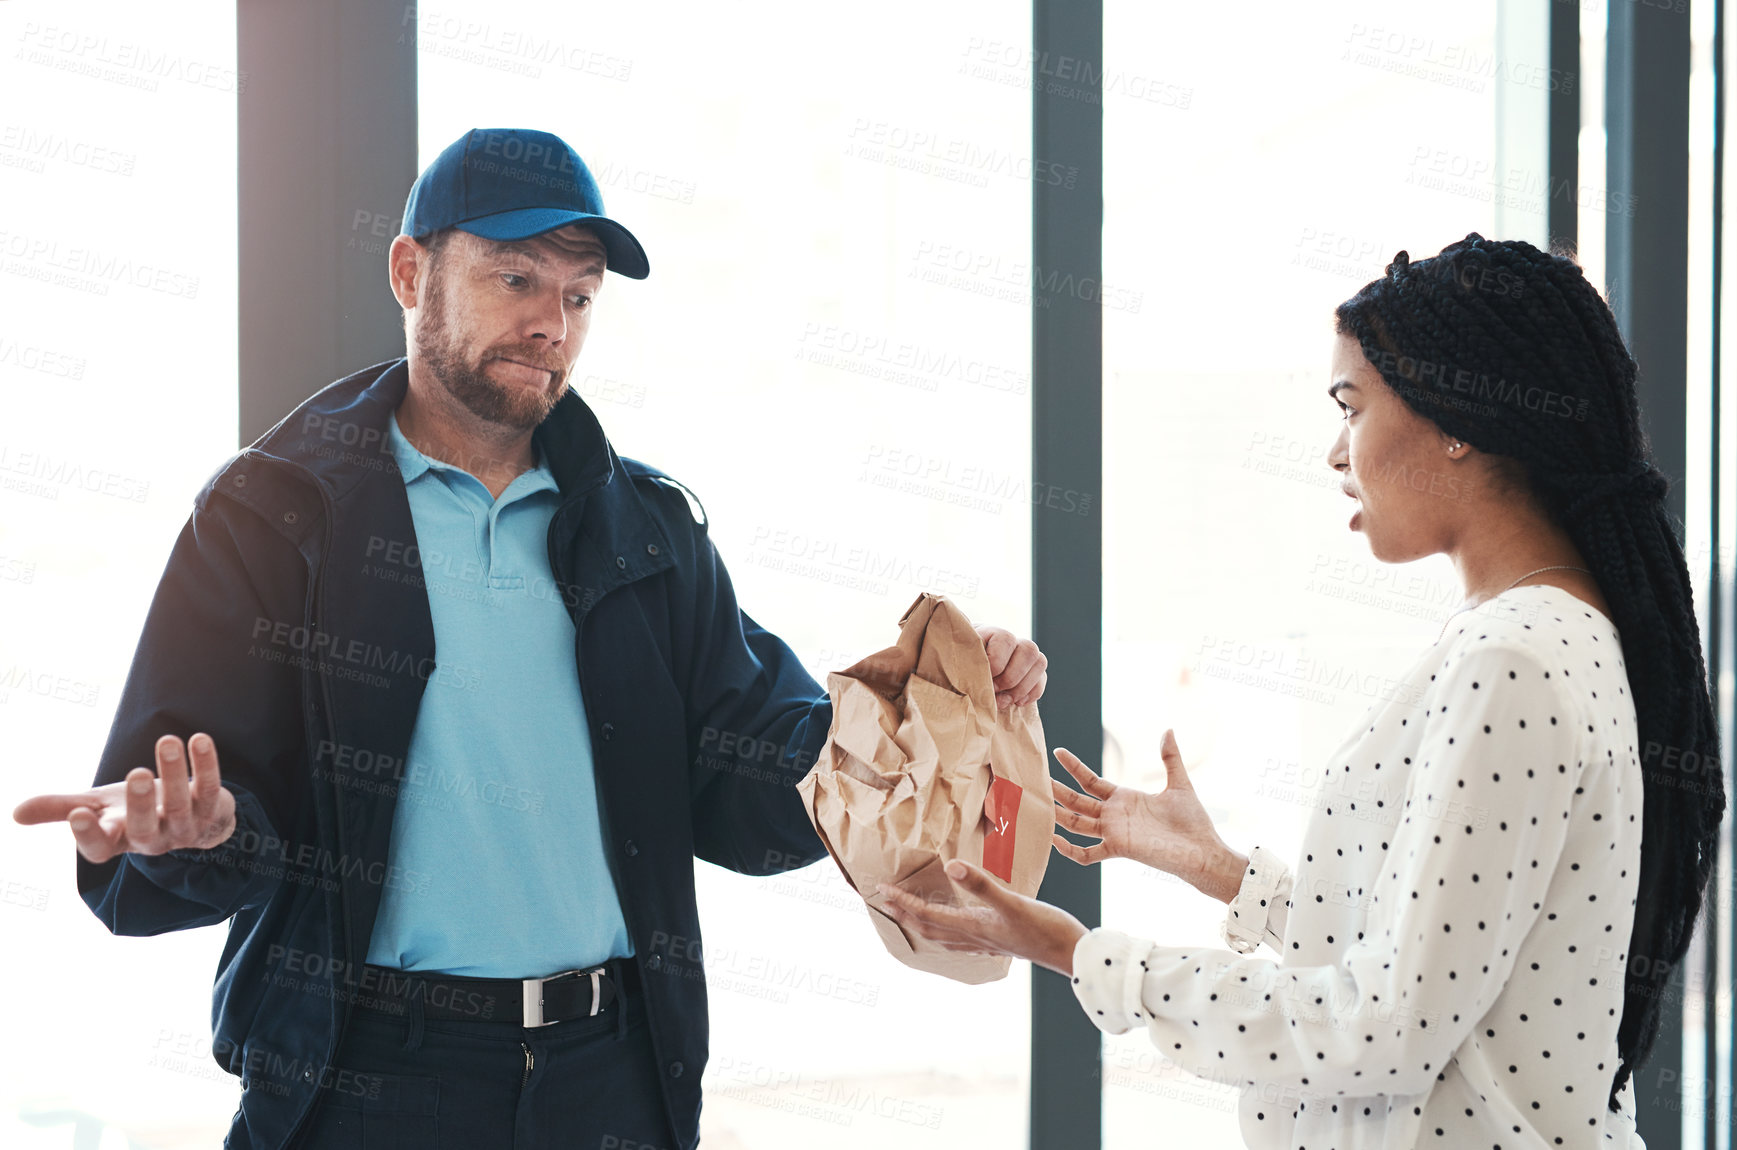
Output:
[{"xmin": 1070, "ymin": 585, "xmax": 1647, "ymax": 1148}]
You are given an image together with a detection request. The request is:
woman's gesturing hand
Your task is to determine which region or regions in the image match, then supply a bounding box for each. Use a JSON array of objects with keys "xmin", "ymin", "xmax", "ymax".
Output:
[{"xmin": 1050, "ymin": 729, "xmax": 1247, "ymax": 904}]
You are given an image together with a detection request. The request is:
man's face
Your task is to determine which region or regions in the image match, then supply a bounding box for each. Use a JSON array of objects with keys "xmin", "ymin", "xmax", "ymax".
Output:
[{"xmin": 408, "ymin": 224, "xmax": 606, "ymax": 431}]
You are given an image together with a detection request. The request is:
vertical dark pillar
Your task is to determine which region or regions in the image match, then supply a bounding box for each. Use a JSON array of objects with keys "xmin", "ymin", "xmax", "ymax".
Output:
[
  {"xmin": 1709, "ymin": 3, "xmax": 1729, "ymax": 1146},
  {"xmin": 237, "ymin": 0, "xmax": 418, "ymax": 445},
  {"xmin": 1031, "ymin": 0, "xmax": 1104, "ymax": 1146},
  {"xmin": 1547, "ymin": 0, "xmax": 1579, "ymax": 254},
  {"xmin": 1606, "ymin": 1, "xmax": 1691, "ymax": 1144}
]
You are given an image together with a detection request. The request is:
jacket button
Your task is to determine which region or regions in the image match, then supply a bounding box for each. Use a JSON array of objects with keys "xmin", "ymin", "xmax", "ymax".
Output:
[
  {"xmin": 646, "ymin": 543, "xmax": 660, "ymax": 556},
  {"xmin": 669, "ymin": 1061, "xmax": 684, "ymax": 1078},
  {"xmin": 646, "ymin": 953, "xmax": 662, "ymax": 971},
  {"xmin": 623, "ymin": 840, "xmax": 638, "ymax": 857},
  {"xmin": 601, "ymin": 722, "xmax": 615, "ymax": 741},
  {"xmin": 615, "ymin": 555, "xmax": 627, "ymax": 569}
]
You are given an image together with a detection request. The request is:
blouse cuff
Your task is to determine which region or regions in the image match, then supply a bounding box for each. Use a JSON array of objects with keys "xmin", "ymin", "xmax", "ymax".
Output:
[
  {"xmin": 1222, "ymin": 843, "xmax": 1288, "ymax": 954},
  {"xmin": 1070, "ymin": 927, "xmax": 1152, "ymax": 1035}
]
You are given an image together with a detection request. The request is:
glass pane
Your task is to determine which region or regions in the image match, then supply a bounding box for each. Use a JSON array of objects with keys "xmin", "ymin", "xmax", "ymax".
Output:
[
  {"xmin": 1684, "ymin": 0, "xmax": 1719, "ymax": 1139},
  {"xmin": 0, "ymin": 1, "xmax": 240, "ymax": 1146},
  {"xmin": 1698, "ymin": 0, "xmax": 1735, "ymax": 1144},
  {"xmin": 1102, "ymin": 1, "xmax": 1500, "ymax": 1144},
  {"xmin": 416, "ymin": 2, "xmax": 1034, "ymax": 1144}
]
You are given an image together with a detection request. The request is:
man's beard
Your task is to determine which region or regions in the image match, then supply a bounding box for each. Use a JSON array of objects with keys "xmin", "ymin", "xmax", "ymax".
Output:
[{"xmin": 413, "ymin": 270, "xmax": 566, "ymax": 431}]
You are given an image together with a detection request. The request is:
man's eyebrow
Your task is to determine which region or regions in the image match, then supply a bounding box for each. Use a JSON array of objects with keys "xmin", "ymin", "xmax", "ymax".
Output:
[
  {"xmin": 1327, "ymin": 380, "xmax": 1359, "ymax": 398},
  {"xmin": 491, "ymin": 243, "xmax": 606, "ymax": 279}
]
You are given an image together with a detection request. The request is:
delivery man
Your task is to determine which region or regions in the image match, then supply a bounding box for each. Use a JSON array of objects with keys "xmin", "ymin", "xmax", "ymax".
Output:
[{"xmin": 14, "ymin": 126, "xmax": 1049, "ymax": 1149}]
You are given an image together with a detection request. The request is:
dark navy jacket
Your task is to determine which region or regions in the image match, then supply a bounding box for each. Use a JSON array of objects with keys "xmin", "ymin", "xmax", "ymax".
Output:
[{"xmin": 77, "ymin": 358, "xmax": 833, "ymax": 1149}]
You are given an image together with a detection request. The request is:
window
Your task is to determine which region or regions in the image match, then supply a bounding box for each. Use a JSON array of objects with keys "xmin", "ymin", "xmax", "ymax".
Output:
[
  {"xmin": 0, "ymin": 2, "xmax": 240, "ymax": 1145},
  {"xmin": 1100, "ymin": 2, "xmax": 1501, "ymax": 1142},
  {"xmin": 417, "ymin": 3, "xmax": 1033, "ymax": 1144}
]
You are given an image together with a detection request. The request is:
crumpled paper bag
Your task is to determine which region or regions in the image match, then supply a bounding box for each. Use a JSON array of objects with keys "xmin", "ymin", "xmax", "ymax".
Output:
[{"xmin": 796, "ymin": 591, "xmax": 1053, "ymax": 983}]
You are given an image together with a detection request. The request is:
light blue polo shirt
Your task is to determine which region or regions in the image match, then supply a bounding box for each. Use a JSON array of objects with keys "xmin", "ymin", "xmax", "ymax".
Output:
[{"xmin": 364, "ymin": 411, "xmax": 633, "ymax": 977}]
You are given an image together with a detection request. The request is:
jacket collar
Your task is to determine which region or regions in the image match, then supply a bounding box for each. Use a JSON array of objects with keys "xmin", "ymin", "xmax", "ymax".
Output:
[
  {"xmin": 255, "ymin": 357, "xmax": 616, "ymax": 504},
  {"xmin": 239, "ymin": 358, "xmax": 675, "ymax": 587}
]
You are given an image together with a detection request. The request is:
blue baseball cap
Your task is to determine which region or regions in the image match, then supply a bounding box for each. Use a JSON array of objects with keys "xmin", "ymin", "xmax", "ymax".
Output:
[{"xmin": 402, "ymin": 128, "xmax": 649, "ymax": 278}]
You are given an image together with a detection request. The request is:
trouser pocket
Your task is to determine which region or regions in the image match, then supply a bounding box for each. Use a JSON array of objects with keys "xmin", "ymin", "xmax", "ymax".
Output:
[{"xmin": 303, "ymin": 1070, "xmax": 439, "ymax": 1149}]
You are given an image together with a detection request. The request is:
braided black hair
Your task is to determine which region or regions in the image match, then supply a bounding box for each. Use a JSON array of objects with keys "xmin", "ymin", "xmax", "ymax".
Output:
[{"xmin": 1335, "ymin": 233, "xmax": 1724, "ymax": 1113}]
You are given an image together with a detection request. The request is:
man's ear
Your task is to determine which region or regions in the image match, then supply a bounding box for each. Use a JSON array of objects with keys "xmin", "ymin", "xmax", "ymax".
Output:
[{"xmin": 388, "ymin": 234, "xmax": 427, "ymax": 311}]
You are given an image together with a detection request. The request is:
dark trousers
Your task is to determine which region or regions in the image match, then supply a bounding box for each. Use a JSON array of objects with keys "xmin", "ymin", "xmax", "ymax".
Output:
[{"xmin": 293, "ymin": 961, "xmax": 678, "ymax": 1150}]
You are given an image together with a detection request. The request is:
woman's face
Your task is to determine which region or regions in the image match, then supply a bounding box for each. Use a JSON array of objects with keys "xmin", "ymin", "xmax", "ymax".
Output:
[{"xmin": 1327, "ymin": 332, "xmax": 1473, "ymax": 562}]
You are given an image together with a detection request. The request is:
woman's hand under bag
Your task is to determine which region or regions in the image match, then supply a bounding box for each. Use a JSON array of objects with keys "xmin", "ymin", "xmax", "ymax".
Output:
[
  {"xmin": 1050, "ymin": 729, "xmax": 1248, "ymax": 904},
  {"xmin": 878, "ymin": 859, "xmax": 1089, "ymax": 977}
]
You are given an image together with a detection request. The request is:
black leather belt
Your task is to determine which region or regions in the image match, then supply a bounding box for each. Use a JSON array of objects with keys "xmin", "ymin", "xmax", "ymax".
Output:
[{"xmin": 358, "ymin": 958, "xmax": 637, "ymax": 1027}]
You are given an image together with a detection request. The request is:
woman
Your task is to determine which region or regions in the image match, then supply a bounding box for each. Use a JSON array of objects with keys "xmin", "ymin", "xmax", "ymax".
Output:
[{"xmin": 880, "ymin": 234, "xmax": 1725, "ymax": 1148}]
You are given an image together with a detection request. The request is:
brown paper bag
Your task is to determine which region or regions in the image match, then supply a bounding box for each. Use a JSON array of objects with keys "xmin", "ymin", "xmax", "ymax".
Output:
[{"xmin": 796, "ymin": 591, "xmax": 1053, "ymax": 984}]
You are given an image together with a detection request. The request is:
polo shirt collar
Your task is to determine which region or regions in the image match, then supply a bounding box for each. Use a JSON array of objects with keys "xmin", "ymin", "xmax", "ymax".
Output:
[
  {"xmin": 385, "ymin": 412, "xmax": 433, "ymax": 483},
  {"xmin": 386, "ymin": 410, "xmax": 561, "ymax": 500}
]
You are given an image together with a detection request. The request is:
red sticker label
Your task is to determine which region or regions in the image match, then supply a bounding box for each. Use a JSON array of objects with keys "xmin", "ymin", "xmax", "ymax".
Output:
[{"xmin": 982, "ymin": 773, "xmax": 1022, "ymax": 883}]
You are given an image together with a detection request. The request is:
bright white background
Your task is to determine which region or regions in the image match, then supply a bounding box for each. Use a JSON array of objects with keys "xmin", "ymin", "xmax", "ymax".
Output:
[
  {"xmin": 1098, "ymin": 2, "xmax": 1500, "ymax": 1141},
  {"xmin": 1, "ymin": 1, "xmax": 1723, "ymax": 1148}
]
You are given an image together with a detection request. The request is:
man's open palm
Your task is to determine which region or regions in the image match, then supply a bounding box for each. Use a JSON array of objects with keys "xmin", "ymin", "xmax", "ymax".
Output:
[{"xmin": 13, "ymin": 733, "xmax": 236, "ymax": 864}]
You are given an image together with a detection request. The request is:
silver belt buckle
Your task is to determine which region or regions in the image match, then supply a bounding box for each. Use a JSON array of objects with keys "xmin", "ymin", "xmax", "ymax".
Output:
[{"xmin": 521, "ymin": 966, "xmax": 605, "ymax": 1028}]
